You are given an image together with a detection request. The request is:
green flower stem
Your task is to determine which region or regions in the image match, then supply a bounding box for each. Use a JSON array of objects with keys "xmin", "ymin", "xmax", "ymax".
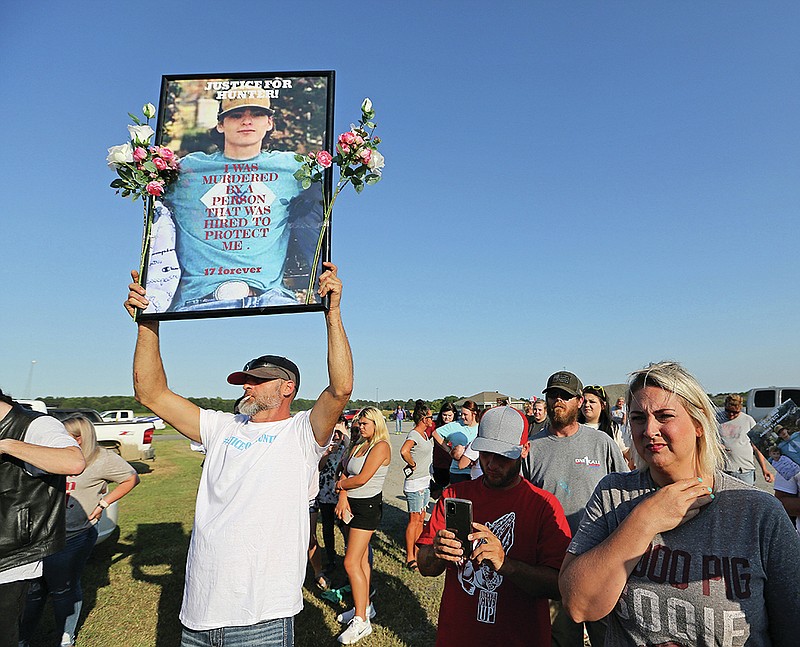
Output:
[
  {"xmin": 305, "ymin": 179, "xmax": 348, "ymax": 304},
  {"xmin": 134, "ymin": 195, "xmax": 153, "ymax": 322}
]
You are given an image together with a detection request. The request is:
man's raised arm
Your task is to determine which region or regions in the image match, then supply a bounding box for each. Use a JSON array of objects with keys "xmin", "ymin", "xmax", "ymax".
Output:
[
  {"xmin": 310, "ymin": 262, "xmax": 353, "ymax": 446},
  {"xmin": 125, "ymin": 271, "xmax": 201, "ymax": 442}
]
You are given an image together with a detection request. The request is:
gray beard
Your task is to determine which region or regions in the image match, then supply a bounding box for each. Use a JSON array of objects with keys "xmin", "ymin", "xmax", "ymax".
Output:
[{"xmin": 238, "ymin": 392, "xmax": 281, "ymax": 417}]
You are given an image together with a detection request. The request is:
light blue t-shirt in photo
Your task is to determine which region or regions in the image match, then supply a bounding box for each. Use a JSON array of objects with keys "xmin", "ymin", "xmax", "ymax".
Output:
[
  {"xmin": 161, "ymin": 150, "xmax": 322, "ymax": 309},
  {"xmin": 438, "ymin": 421, "xmax": 479, "ymax": 475}
]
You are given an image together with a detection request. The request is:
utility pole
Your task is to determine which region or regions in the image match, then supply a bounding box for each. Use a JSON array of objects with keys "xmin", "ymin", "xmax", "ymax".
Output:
[{"xmin": 24, "ymin": 360, "xmax": 37, "ymax": 399}]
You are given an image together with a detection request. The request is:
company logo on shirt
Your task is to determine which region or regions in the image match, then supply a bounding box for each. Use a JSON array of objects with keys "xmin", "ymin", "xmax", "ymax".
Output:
[
  {"xmin": 574, "ymin": 455, "xmax": 601, "ymax": 467},
  {"xmin": 222, "ymin": 433, "xmax": 277, "ymax": 451}
]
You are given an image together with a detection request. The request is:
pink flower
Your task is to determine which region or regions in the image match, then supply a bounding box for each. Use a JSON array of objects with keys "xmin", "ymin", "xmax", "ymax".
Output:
[
  {"xmin": 354, "ymin": 135, "xmax": 364, "ymax": 146},
  {"xmin": 316, "ymin": 150, "xmax": 333, "ymax": 168},
  {"xmin": 158, "ymin": 147, "xmax": 174, "ymax": 161},
  {"xmin": 359, "ymin": 149, "xmax": 371, "ymax": 165},
  {"xmin": 338, "ymin": 142, "xmax": 350, "ymax": 155},
  {"xmin": 339, "ymin": 131, "xmax": 356, "ymax": 145},
  {"xmin": 133, "ymin": 147, "xmax": 147, "ymax": 162},
  {"xmin": 153, "ymin": 157, "xmax": 167, "ymax": 171},
  {"xmin": 146, "ymin": 181, "xmax": 164, "ymax": 196}
]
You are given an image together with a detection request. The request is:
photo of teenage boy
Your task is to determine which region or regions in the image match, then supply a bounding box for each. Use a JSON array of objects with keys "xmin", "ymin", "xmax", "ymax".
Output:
[{"xmin": 144, "ymin": 89, "xmax": 323, "ymax": 314}]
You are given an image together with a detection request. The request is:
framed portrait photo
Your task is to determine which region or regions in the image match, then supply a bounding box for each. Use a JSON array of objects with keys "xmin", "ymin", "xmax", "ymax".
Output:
[{"xmin": 136, "ymin": 70, "xmax": 335, "ymax": 321}]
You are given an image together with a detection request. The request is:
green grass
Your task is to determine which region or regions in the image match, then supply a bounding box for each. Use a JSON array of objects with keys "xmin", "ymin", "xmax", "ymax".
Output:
[{"xmin": 27, "ymin": 439, "xmax": 443, "ymax": 646}]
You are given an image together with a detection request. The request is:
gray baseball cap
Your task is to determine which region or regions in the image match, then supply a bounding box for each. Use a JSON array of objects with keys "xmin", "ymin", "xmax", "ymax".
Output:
[{"xmin": 470, "ymin": 406, "xmax": 529, "ymax": 459}]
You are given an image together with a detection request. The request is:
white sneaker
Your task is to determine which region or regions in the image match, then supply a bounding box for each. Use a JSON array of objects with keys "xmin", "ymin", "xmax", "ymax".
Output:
[
  {"xmin": 337, "ymin": 603, "xmax": 376, "ymax": 624},
  {"xmin": 337, "ymin": 616, "xmax": 372, "ymax": 644}
]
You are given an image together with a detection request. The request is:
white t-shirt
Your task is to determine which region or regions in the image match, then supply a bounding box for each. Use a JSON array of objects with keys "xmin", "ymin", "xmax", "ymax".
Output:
[
  {"xmin": 179, "ymin": 409, "xmax": 326, "ymax": 630},
  {"xmin": 0, "ymin": 414, "xmax": 78, "ymax": 585},
  {"xmin": 462, "ymin": 443, "xmax": 483, "ymax": 480}
]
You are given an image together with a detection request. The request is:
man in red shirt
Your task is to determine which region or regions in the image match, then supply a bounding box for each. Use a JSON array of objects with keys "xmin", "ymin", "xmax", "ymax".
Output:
[{"xmin": 417, "ymin": 406, "xmax": 571, "ymax": 647}]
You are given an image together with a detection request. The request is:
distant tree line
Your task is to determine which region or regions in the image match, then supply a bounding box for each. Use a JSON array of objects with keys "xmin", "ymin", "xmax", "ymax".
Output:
[
  {"xmin": 37, "ymin": 394, "xmax": 471, "ymax": 416},
  {"xmin": 37, "ymin": 391, "xmax": 748, "ymax": 417}
]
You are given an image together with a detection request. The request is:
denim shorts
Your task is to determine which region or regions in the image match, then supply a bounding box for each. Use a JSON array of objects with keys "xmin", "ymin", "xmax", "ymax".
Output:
[{"xmin": 405, "ymin": 488, "xmax": 430, "ymax": 513}]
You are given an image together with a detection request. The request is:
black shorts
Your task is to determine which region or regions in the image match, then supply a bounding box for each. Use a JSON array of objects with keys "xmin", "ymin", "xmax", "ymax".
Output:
[{"xmin": 348, "ymin": 493, "xmax": 383, "ymax": 531}]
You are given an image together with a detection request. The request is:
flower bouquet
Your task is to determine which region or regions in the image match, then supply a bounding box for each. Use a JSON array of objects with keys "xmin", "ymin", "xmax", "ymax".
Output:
[
  {"xmin": 294, "ymin": 98, "xmax": 384, "ymax": 304},
  {"xmin": 107, "ymin": 103, "xmax": 180, "ymax": 200},
  {"xmin": 107, "ymin": 103, "xmax": 180, "ymax": 299}
]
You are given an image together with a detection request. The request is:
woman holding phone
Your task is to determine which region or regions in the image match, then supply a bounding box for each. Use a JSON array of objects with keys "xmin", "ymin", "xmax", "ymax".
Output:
[
  {"xmin": 334, "ymin": 407, "xmax": 391, "ymax": 644},
  {"xmin": 400, "ymin": 400, "xmax": 435, "ymax": 571}
]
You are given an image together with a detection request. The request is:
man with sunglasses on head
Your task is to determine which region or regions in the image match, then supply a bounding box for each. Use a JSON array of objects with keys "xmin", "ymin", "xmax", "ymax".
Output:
[
  {"xmin": 145, "ymin": 91, "xmax": 323, "ymax": 314},
  {"xmin": 522, "ymin": 371, "xmax": 626, "ymax": 647},
  {"xmin": 124, "ymin": 262, "xmax": 352, "ymax": 647}
]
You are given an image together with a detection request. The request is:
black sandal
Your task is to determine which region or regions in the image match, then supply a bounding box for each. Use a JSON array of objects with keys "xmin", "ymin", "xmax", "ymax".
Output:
[{"xmin": 406, "ymin": 560, "xmax": 418, "ymax": 571}]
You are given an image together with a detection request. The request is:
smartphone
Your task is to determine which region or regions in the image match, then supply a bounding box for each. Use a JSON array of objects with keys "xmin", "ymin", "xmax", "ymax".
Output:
[{"xmin": 444, "ymin": 497, "xmax": 473, "ymax": 557}]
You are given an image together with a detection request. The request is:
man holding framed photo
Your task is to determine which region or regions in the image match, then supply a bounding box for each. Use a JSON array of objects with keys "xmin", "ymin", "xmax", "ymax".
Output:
[{"xmin": 124, "ymin": 261, "xmax": 352, "ymax": 646}]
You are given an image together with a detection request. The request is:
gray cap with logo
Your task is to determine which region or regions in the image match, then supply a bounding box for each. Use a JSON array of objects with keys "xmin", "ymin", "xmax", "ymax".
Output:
[{"xmin": 470, "ymin": 406, "xmax": 529, "ymax": 459}]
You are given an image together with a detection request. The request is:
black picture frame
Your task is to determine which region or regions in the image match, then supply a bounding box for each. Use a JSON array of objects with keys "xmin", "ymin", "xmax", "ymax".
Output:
[{"xmin": 136, "ymin": 70, "xmax": 335, "ymax": 321}]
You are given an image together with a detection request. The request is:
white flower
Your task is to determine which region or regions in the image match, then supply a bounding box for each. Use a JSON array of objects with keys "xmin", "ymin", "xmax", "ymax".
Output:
[
  {"xmin": 143, "ymin": 103, "xmax": 156, "ymax": 119},
  {"xmin": 366, "ymin": 149, "xmax": 384, "ymax": 171},
  {"xmin": 106, "ymin": 142, "xmax": 134, "ymax": 168},
  {"xmin": 128, "ymin": 124, "xmax": 155, "ymax": 144},
  {"xmin": 361, "ymin": 97, "xmax": 373, "ymax": 113}
]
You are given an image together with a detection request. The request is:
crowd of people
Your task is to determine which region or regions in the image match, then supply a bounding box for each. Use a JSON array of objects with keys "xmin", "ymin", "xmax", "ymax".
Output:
[{"xmin": 2, "ymin": 261, "xmax": 799, "ymax": 647}]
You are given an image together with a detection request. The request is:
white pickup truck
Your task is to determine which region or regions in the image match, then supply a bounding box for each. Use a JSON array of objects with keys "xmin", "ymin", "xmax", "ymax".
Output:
[
  {"xmin": 746, "ymin": 387, "xmax": 800, "ymax": 422},
  {"xmin": 101, "ymin": 409, "xmax": 165, "ymax": 430},
  {"xmin": 49, "ymin": 408, "xmax": 156, "ymax": 461}
]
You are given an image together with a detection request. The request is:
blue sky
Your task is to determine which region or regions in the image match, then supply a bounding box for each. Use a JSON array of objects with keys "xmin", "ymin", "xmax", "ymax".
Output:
[{"xmin": 1, "ymin": 2, "xmax": 798, "ymax": 403}]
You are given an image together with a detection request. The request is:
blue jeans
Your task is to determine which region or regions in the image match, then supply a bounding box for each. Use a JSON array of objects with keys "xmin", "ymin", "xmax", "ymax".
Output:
[
  {"xmin": 178, "ymin": 287, "xmax": 298, "ymax": 312},
  {"xmin": 20, "ymin": 525, "xmax": 98, "ymax": 646},
  {"xmin": 395, "ymin": 419, "xmax": 403, "ymax": 434},
  {"xmin": 724, "ymin": 469, "xmax": 756, "ymax": 485},
  {"xmin": 181, "ymin": 617, "xmax": 294, "ymax": 647}
]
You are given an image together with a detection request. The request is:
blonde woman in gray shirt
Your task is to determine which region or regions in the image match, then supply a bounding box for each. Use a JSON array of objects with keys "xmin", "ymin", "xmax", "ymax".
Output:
[{"xmin": 560, "ymin": 362, "xmax": 800, "ymax": 647}]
